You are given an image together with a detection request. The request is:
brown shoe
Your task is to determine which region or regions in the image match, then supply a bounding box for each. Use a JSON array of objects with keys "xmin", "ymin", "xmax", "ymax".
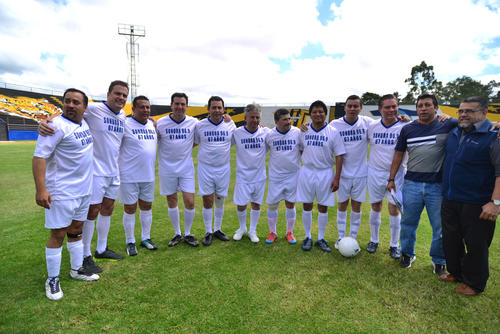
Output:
[
  {"xmin": 455, "ymin": 283, "xmax": 478, "ymax": 296},
  {"xmin": 439, "ymin": 273, "xmax": 458, "ymax": 283}
]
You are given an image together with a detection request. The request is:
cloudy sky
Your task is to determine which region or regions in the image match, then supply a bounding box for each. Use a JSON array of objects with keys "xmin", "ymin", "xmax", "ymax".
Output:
[{"xmin": 0, "ymin": 0, "xmax": 499, "ymax": 105}]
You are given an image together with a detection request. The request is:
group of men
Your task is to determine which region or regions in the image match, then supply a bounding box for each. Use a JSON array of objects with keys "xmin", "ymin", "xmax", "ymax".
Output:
[{"xmin": 33, "ymin": 80, "xmax": 498, "ymax": 300}]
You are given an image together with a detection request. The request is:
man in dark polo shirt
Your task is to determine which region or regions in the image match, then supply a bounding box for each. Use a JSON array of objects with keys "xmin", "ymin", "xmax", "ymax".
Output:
[
  {"xmin": 388, "ymin": 94, "xmax": 457, "ymax": 275},
  {"xmin": 439, "ymin": 96, "xmax": 500, "ymax": 296}
]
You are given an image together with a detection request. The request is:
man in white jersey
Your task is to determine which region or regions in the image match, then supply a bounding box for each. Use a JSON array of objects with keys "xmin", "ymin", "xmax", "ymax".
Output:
[
  {"xmin": 232, "ymin": 104, "xmax": 269, "ymax": 243},
  {"xmin": 265, "ymin": 109, "xmax": 302, "ymax": 244},
  {"xmin": 33, "ymin": 88, "xmax": 99, "ymax": 301},
  {"xmin": 195, "ymin": 96, "xmax": 236, "ymax": 246},
  {"xmin": 120, "ymin": 96, "xmax": 158, "ymax": 256},
  {"xmin": 298, "ymin": 100, "xmax": 345, "ymax": 252},
  {"xmin": 330, "ymin": 95, "xmax": 374, "ymax": 248},
  {"xmin": 366, "ymin": 94, "xmax": 406, "ymax": 259},
  {"xmin": 39, "ymin": 80, "xmax": 129, "ymax": 273},
  {"xmin": 157, "ymin": 92, "xmax": 199, "ymax": 247}
]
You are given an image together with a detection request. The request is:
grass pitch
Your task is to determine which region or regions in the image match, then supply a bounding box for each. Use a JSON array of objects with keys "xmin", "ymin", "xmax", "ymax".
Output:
[{"xmin": 0, "ymin": 142, "xmax": 498, "ymax": 333}]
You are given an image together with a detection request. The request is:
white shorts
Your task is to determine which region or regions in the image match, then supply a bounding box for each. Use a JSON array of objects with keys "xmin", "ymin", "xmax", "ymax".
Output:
[
  {"xmin": 119, "ymin": 181, "xmax": 155, "ymax": 204},
  {"xmin": 296, "ymin": 167, "xmax": 336, "ymax": 206},
  {"xmin": 233, "ymin": 181, "xmax": 266, "ymax": 206},
  {"xmin": 45, "ymin": 196, "xmax": 90, "ymax": 229},
  {"xmin": 368, "ymin": 168, "xmax": 404, "ymax": 205},
  {"xmin": 159, "ymin": 173, "xmax": 195, "ymax": 196},
  {"xmin": 337, "ymin": 176, "xmax": 367, "ymax": 203},
  {"xmin": 197, "ymin": 162, "xmax": 231, "ymax": 197},
  {"xmin": 266, "ymin": 173, "xmax": 298, "ymax": 204},
  {"xmin": 90, "ymin": 175, "xmax": 120, "ymax": 204}
]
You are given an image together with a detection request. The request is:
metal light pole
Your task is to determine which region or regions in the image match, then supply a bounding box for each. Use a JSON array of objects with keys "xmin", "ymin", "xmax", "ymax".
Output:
[{"xmin": 118, "ymin": 23, "xmax": 145, "ymax": 100}]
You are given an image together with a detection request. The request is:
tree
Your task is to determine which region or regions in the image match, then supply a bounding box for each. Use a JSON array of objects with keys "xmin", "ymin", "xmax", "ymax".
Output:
[
  {"xmin": 403, "ymin": 61, "xmax": 443, "ymax": 104},
  {"xmin": 361, "ymin": 92, "xmax": 380, "ymax": 105},
  {"xmin": 440, "ymin": 76, "xmax": 500, "ymax": 103}
]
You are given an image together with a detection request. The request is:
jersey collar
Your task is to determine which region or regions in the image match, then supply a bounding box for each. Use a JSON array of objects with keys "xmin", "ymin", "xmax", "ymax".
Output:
[
  {"xmin": 169, "ymin": 114, "xmax": 186, "ymax": 124},
  {"xmin": 61, "ymin": 114, "xmax": 82, "ymax": 126},
  {"xmin": 103, "ymin": 102, "xmax": 121, "ymax": 115},
  {"xmin": 343, "ymin": 116, "xmax": 358, "ymax": 126}
]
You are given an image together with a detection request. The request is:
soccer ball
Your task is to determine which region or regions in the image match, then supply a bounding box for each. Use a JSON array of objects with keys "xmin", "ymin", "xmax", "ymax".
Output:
[{"xmin": 338, "ymin": 237, "xmax": 360, "ymax": 258}]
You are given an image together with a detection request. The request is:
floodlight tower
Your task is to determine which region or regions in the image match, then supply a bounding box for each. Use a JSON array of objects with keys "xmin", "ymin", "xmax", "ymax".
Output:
[{"xmin": 118, "ymin": 23, "xmax": 145, "ymax": 100}]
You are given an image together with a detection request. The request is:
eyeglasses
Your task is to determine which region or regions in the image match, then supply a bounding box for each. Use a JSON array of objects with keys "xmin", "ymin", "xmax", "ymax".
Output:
[{"xmin": 457, "ymin": 109, "xmax": 479, "ymax": 115}]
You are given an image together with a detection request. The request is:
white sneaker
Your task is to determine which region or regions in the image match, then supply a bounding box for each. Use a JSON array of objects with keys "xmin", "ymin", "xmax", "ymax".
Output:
[
  {"xmin": 233, "ymin": 228, "xmax": 246, "ymax": 241},
  {"xmin": 248, "ymin": 231, "xmax": 260, "ymax": 243},
  {"xmin": 70, "ymin": 268, "xmax": 100, "ymax": 281},
  {"xmin": 45, "ymin": 277, "xmax": 63, "ymax": 301}
]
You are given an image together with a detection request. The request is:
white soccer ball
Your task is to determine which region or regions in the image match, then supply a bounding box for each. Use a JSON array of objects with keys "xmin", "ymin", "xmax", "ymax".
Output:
[{"xmin": 338, "ymin": 237, "xmax": 360, "ymax": 258}]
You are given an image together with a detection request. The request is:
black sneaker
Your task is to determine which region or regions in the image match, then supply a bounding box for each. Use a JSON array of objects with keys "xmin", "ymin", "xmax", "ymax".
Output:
[
  {"xmin": 141, "ymin": 239, "xmax": 158, "ymax": 250},
  {"xmin": 83, "ymin": 255, "xmax": 102, "ymax": 274},
  {"xmin": 126, "ymin": 243, "xmax": 138, "ymax": 256},
  {"xmin": 168, "ymin": 234, "xmax": 183, "ymax": 247},
  {"xmin": 202, "ymin": 232, "xmax": 213, "ymax": 246},
  {"xmin": 399, "ymin": 254, "xmax": 416, "ymax": 268},
  {"xmin": 45, "ymin": 277, "xmax": 63, "ymax": 300},
  {"xmin": 389, "ymin": 247, "xmax": 401, "ymax": 259},
  {"xmin": 366, "ymin": 241, "xmax": 379, "ymax": 253},
  {"xmin": 213, "ymin": 230, "xmax": 230, "ymax": 241},
  {"xmin": 184, "ymin": 235, "xmax": 199, "ymax": 247},
  {"xmin": 433, "ymin": 263, "xmax": 446, "ymax": 276},
  {"xmin": 302, "ymin": 237, "xmax": 313, "ymax": 251},
  {"xmin": 315, "ymin": 239, "xmax": 332, "ymax": 253},
  {"xmin": 94, "ymin": 248, "xmax": 124, "ymax": 261}
]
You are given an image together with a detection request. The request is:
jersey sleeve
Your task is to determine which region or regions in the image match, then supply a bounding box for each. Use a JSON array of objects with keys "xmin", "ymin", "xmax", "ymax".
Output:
[
  {"xmin": 331, "ymin": 128, "xmax": 346, "ymax": 156},
  {"xmin": 394, "ymin": 126, "xmax": 408, "ymax": 152},
  {"xmin": 33, "ymin": 123, "xmax": 65, "ymax": 158}
]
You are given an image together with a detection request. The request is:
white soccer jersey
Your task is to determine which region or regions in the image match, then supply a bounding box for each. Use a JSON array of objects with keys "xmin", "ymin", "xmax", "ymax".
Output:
[
  {"xmin": 83, "ymin": 102, "xmax": 126, "ymax": 177},
  {"xmin": 300, "ymin": 123, "xmax": 346, "ymax": 169},
  {"xmin": 266, "ymin": 126, "xmax": 302, "ymax": 181},
  {"xmin": 232, "ymin": 126, "xmax": 270, "ymax": 184},
  {"xmin": 329, "ymin": 115, "xmax": 375, "ymax": 178},
  {"xmin": 157, "ymin": 114, "xmax": 198, "ymax": 176},
  {"xmin": 119, "ymin": 117, "xmax": 157, "ymax": 183},
  {"xmin": 367, "ymin": 119, "xmax": 407, "ymax": 173},
  {"xmin": 195, "ymin": 118, "xmax": 236, "ymax": 167},
  {"xmin": 34, "ymin": 115, "xmax": 93, "ymax": 200}
]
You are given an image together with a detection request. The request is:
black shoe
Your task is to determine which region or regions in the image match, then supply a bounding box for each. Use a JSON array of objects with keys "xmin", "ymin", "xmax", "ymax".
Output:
[
  {"xmin": 302, "ymin": 237, "xmax": 313, "ymax": 251},
  {"xmin": 94, "ymin": 248, "xmax": 124, "ymax": 261},
  {"xmin": 126, "ymin": 243, "xmax": 138, "ymax": 256},
  {"xmin": 433, "ymin": 263, "xmax": 446, "ymax": 276},
  {"xmin": 366, "ymin": 241, "xmax": 379, "ymax": 254},
  {"xmin": 202, "ymin": 232, "xmax": 213, "ymax": 246},
  {"xmin": 315, "ymin": 239, "xmax": 332, "ymax": 253},
  {"xmin": 184, "ymin": 235, "xmax": 199, "ymax": 247},
  {"xmin": 389, "ymin": 247, "xmax": 401, "ymax": 259},
  {"xmin": 399, "ymin": 254, "xmax": 416, "ymax": 268},
  {"xmin": 83, "ymin": 255, "xmax": 102, "ymax": 274},
  {"xmin": 213, "ymin": 230, "xmax": 230, "ymax": 241},
  {"xmin": 168, "ymin": 234, "xmax": 183, "ymax": 247}
]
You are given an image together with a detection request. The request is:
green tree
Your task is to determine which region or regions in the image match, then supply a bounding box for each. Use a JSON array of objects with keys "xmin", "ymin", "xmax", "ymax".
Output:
[
  {"xmin": 403, "ymin": 61, "xmax": 443, "ymax": 104},
  {"xmin": 441, "ymin": 76, "xmax": 500, "ymax": 103},
  {"xmin": 361, "ymin": 92, "xmax": 381, "ymax": 104}
]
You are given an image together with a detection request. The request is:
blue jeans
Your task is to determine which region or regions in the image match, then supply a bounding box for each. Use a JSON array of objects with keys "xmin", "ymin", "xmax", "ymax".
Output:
[{"xmin": 400, "ymin": 179, "xmax": 446, "ymax": 265}]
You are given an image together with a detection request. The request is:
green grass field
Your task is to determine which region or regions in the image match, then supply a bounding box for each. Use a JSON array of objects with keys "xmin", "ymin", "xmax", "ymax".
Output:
[{"xmin": 0, "ymin": 142, "xmax": 498, "ymax": 333}]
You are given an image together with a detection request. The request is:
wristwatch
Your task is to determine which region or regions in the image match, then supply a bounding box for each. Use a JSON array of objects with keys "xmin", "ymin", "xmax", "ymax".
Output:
[
  {"xmin": 387, "ymin": 178, "xmax": 395, "ymax": 182},
  {"xmin": 492, "ymin": 200, "xmax": 500, "ymax": 206}
]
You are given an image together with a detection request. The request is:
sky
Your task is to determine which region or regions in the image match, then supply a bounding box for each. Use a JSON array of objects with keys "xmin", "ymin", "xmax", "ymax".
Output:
[{"xmin": 0, "ymin": 0, "xmax": 499, "ymax": 105}]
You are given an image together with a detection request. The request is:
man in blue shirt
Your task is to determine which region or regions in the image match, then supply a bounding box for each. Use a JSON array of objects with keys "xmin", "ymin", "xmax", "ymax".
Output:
[{"xmin": 439, "ymin": 96, "xmax": 500, "ymax": 296}]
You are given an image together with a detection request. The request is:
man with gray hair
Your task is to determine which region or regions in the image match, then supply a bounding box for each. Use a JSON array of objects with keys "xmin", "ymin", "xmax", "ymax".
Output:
[{"xmin": 232, "ymin": 104, "xmax": 269, "ymax": 242}]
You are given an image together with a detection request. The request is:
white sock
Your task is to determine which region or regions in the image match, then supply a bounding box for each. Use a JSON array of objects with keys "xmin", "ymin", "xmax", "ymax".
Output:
[
  {"xmin": 318, "ymin": 212, "xmax": 328, "ymax": 240},
  {"xmin": 123, "ymin": 212, "xmax": 136, "ymax": 244},
  {"xmin": 96, "ymin": 214, "xmax": 111, "ymax": 254},
  {"xmin": 237, "ymin": 209, "xmax": 247, "ymax": 231},
  {"xmin": 389, "ymin": 214, "xmax": 401, "ymax": 248},
  {"xmin": 184, "ymin": 208, "xmax": 195, "ymax": 236},
  {"xmin": 202, "ymin": 207, "xmax": 213, "ymax": 233},
  {"xmin": 67, "ymin": 240, "xmax": 83, "ymax": 271},
  {"xmin": 168, "ymin": 206, "xmax": 181, "ymax": 236},
  {"xmin": 82, "ymin": 219, "xmax": 95, "ymax": 257},
  {"xmin": 349, "ymin": 211, "xmax": 362, "ymax": 238},
  {"xmin": 286, "ymin": 207, "xmax": 296, "ymax": 233},
  {"xmin": 214, "ymin": 206, "xmax": 224, "ymax": 231},
  {"xmin": 46, "ymin": 246, "xmax": 62, "ymax": 278},
  {"xmin": 249, "ymin": 209, "xmax": 260, "ymax": 233},
  {"xmin": 337, "ymin": 210, "xmax": 347, "ymax": 238},
  {"xmin": 140, "ymin": 209, "xmax": 153, "ymax": 241},
  {"xmin": 267, "ymin": 209, "xmax": 278, "ymax": 234},
  {"xmin": 369, "ymin": 209, "xmax": 381, "ymax": 243},
  {"xmin": 303, "ymin": 210, "xmax": 312, "ymax": 239}
]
